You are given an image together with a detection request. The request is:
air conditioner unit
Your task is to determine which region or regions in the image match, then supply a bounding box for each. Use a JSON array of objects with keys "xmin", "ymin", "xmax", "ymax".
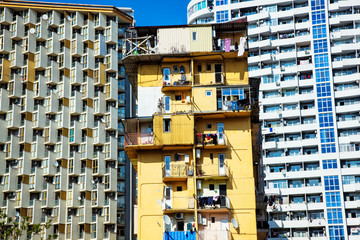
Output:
[{"xmin": 175, "ymin": 213, "xmax": 184, "ymax": 220}]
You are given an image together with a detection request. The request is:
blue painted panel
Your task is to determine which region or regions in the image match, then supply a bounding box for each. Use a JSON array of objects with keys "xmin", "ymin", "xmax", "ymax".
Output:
[{"xmin": 163, "ymin": 231, "xmax": 196, "ymax": 240}]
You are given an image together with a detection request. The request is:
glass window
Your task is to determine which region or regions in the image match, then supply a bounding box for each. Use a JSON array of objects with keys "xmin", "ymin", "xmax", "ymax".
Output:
[
  {"xmin": 312, "ymin": 10, "xmax": 326, "ymax": 25},
  {"xmin": 319, "ymin": 113, "xmax": 334, "ymax": 127},
  {"xmin": 323, "ymin": 159, "xmax": 337, "ymax": 169},
  {"xmin": 324, "ymin": 175, "xmax": 340, "ymax": 191},
  {"xmin": 314, "ymin": 53, "xmax": 329, "ymax": 68},
  {"xmin": 326, "ymin": 192, "xmax": 341, "ymax": 207},
  {"xmin": 314, "ymin": 39, "xmax": 328, "ymax": 53},
  {"xmin": 216, "ymin": 10, "xmax": 229, "ymax": 23},
  {"xmin": 216, "ymin": 0, "xmax": 228, "ymax": 6},
  {"xmin": 318, "ymin": 98, "xmax": 332, "ymax": 112},
  {"xmin": 316, "ymin": 68, "xmax": 330, "ymax": 82},
  {"xmin": 311, "ymin": 0, "xmax": 325, "ymax": 11},
  {"xmin": 317, "ymin": 83, "xmax": 331, "ymax": 97},
  {"xmin": 320, "ymin": 129, "xmax": 335, "ymax": 143},
  {"xmin": 327, "ymin": 208, "xmax": 343, "ymax": 224},
  {"xmin": 313, "ymin": 25, "xmax": 327, "ymax": 39},
  {"xmin": 329, "ymin": 226, "xmax": 344, "ymax": 240},
  {"xmin": 321, "ymin": 143, "xmax": 336, "ymax": 153}
]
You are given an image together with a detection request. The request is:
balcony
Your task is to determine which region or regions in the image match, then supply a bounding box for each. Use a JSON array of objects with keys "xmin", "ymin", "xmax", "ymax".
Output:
[
  {"xmin": 162, "ymin": 164, "xmax": 194, "ymax": 182},
  {"xmin": 195, "ymin": 132, "xmax": 227, "ymax": 149},
  {"xmin": 163, "ymin": 231, "xmax": 196, "ymax": 240},
  {"xmin": 198, "ymin": 230, "xmax": 230, "ymax": 240},
  {"xmin": 197, "ymin": 195, "xmax": 230, "ymax": 212},
  {"xmin": 196, "ymin": 164, "xmax": 229, "ymax": 179},
  {"xmin": 124, "ymin": 133, "xmax": 155, "ymax": 147},
  {"xmin": 162, "ymin": 75, "xmax": 192, "ymax": 92}
]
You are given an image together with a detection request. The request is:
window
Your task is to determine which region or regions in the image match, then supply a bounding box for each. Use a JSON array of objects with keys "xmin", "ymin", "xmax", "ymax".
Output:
[
  {"xmin": 209, "ymin": 184, "xmax": 215, "ymax": 190},
  {"xmin": 329, "ymin": 226, "xmax": 344, "ymax": 240},
  {"xmin": 91, "ymin": 224, "xmax": 96, "ymax": 238},
  {"xmin": 313, "ymin": 25, "xmax": 327, "ymax": 39},
  {"xmin": 314, "ymin": 39, "xmax": 328, "ymax": 54},
  {"xmin": 175, "ymin": 95, "xmax": 181, "ymax": 101},
  {"xmin": 164, "ymin": 119, "xmax": 171, "ymax": 133},
  {"xmin": 216, "ymin": 10, "xmax": 229, "ymax": 23},
  {"xmin": 312, "ymin": 10, "xmax": 326, "ymax": 25},
  {"xmin": 205, "ymin": 90, "xmax": 212, "ymax": 96},
  {"xmin": 320, "ymin": 129, "xmax": 335, "ymax": 143},
  {"xmin": 318, "ymin": 98, "xmax": 332, "ymax": 112},
  {"xmin": 314, "ymin": 54, "xmax": 329, "ymax": 68},
  {"xmin": 327, "ymin": 208, "xmax": 343, "ymax": 224},
  {"xmin": 206, "ymin": 64, "xmax": 211, "ymax": 71},
  {"xmin": 55, "ymin": 175, "xmax": 60, "ymax": 190},
  {"xmin": 315, "ymin": 68, "xmax": 330, "ymax": 83},
  {"xmin": 326, "ymin": 192, "xmax": 341, "ymax": 207},
  {"xmin": 323, "ymin": 159, "xmax": 337, "ymax": 169},
  {"xmin": 316, "ymin": 83, "xmax": 331, "ymax": 97},
  {"xmin": 164, "ymin": 96, "xmax": 170, "ymax": 113},
  {"xmin": 319, "ymin": 113, "xmax": 334, "ymax": 127},
  {"xmin": 324, "ymin": 176, "xmax": 340, "ymax": 191},
  {"xmin": 311, "ymin": 0, "xmax": 325, "ymax": 10},
  {"xmin": 216, "ymin": 0, "xmax": 228, "ymax": 6},
  {"xmin": 177, "ymin": 186, "xmax": 182, "ymax": 191},
  {"xmin": 192, "ymin": 32, "xmax": 197, "ymax": 41},
  {"xmin": 163, "ymin": 68, "xmax": 171, "ymax": 81},
  {"xmin": 321, "ymin": 143, "xmax": 336, "ymax": 153},
  {"xmin": 206, "ymin": 123, "xmax": 212, "ymax": 129}
]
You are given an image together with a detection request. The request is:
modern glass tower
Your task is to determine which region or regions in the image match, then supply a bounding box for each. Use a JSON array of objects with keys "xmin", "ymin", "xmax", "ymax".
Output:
[{"xmin": 188, "ymin": 0, "xmax": 360, "ymax": 239}]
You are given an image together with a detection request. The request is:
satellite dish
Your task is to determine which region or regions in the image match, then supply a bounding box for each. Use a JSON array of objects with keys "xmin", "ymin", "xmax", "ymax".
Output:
[
  {"xmin": 163, "ymin": 215, "xmax": 171, "ymax": 225},
  {"xmin": 42, "ymin": 14, "xmax": 48, "ymax": 20},
  {"xmin": 29, "ymin": 28, "xmax": 35, "ymax": 34},
  {"xmin": 77, "ymin": 196, "xmax": 82, "ymax": 201},
  {"xmin": 231, "ymin": 218, "xmax": 239, "ymax": 229},
  {"xmin": 54, "ymin": 161, "xmax": 59, "ymax": 167},
  {"xmin": 66, "ymin": 15, "xmax": 72, "ymax": 21}
]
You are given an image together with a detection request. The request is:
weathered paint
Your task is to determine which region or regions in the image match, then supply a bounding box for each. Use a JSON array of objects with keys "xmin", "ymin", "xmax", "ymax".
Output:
[
  {"xmin": 158, "ymin": 28, "xmax": 190, "ymax": 54},
  {"xmin": 189, "ymin": 26, "xmax": 213, "ymax": 52}
]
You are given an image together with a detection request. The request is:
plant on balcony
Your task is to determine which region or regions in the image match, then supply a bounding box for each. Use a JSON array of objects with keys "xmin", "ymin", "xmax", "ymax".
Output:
[{"xmin": 0, "ymin": 213, "xmax": 56, "ymax": 240}]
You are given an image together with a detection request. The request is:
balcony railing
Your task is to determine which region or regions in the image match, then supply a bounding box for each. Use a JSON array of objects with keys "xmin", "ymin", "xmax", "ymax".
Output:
[
  {"xmin": 196, "ymin": 164, "xmax": 229, "ymax": 178},
  {"xmin": 195, "ymin": 132, "xmax": 227, "ymax": 146},
  {"xmin": 197, "ymin": 195, "xmax": 230, "ymax": 210},
  {"xmin": 162, "ymin": 164, "xmax": 194, "ymax": 180},
  {"xmin": 198, "ymin": 230, "xmax": 230, "ymax": 240},
  {"xmin": 124, "ymin": 133, "xmax": 154, "ymax": 146}
]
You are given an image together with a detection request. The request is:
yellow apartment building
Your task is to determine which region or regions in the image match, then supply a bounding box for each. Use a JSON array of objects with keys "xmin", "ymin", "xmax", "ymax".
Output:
[{"xmin": 123, "ymin": 21, "xmax": 258, "ymax": 240}]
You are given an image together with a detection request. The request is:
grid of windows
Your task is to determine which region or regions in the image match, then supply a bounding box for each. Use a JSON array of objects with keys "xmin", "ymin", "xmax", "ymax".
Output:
[
  {"xmin": 323, "ymin": 159, "xmax": 337, "ymax": 169},
  {"xmin": 324, "ymin": 176, "xmax": 340, "ymax": 191},
  {"xmin": 313, "ymin": 25, "xmax": 327, "ymax": 39},
  {"xmin": 216, "ymin": 10, "xmax": 229, "ymax": 23},
  {"xmin": 315, "ymin": 68, "xmax": 330, "ymax": 82},
  {"xmin": 216, "ymin": 0, "xmax": 228, "ymax": 6},
  {"xmin": 327, "ymin": 208, "xmax": 343, "ymax": 224},
  {"xmin": 320, "ymin": 128, "xmax": 335, "ymax": 143},
  {"xmin": 311, "ymin": 0, "xmax": 325, "ymax": 10},
  {"xmin": 314, "ymin": 54, "xmax": 329, "ymax": 68},
  {"xmin": 318, "ymin": 98, "xmax": 332, "ymax": 112},
  {"xmin": 329, "ymin": 226, "xmax": 344, "ymax": 240},
  {"xmin": 319, "ymin": 113, "xmax": 334, "ymax": 127},
  {"xmin": 312, "ymin": 11, "xmax": 326, "ymax": 25},
  {"xmin": 317, "ymin": 83, "xmax": 331, "ymax": 97},
  {"xmin": 325, "ymin": 192, "xmax": 341, "ymax": 207},
  {"xmin": 314, "ymin": 39, "xmax": 328, "ymax": 53},
  {"xmin": 321, "ymin": 143, "xmax": 336, "ymax": 153}
]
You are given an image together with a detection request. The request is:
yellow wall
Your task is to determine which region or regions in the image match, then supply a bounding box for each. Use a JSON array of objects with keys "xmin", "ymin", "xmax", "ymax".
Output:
[
  {"xmin": 189, "ymin": 26, "xmax": 212, "ymax": 52},
  {"xmin": 153, "ymin": 114, "xmax": 194, "ymax": 145},
  {"xmin": 169, "ymin": 90, "xmax": 192, "ymax": 113},
  {"xmin": 192, "ymin": 87, "xmax": 217, "ymax": 112}
]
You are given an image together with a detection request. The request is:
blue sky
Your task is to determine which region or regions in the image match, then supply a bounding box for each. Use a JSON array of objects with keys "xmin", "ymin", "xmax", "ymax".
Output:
[{"xmin": 42, "ymin": 0, "xmax": 190, "ymax": 26}]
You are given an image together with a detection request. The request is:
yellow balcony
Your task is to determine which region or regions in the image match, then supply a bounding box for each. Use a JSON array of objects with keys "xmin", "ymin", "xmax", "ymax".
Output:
[
  {"xmin": 162, "ymin": 74, "xmax": 192, "ymax": 92},
  {"xmin": 196, "ymin": 163, "xmax": 229, "ymax": 180},
  {"xmin": 195, "ymin": 132, "xmax": 227, "ymax": 149},
  {"xmin": 162, "ymin": 163, "xmax": 194, "ymax": 182},
  {"xmin": 163, "ymin": 196, "xmax": 195, "ymax": 214}
]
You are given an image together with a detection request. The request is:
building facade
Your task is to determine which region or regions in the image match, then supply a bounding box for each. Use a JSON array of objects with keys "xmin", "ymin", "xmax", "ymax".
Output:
[
  {"xmin": 0, "ymin": 1, "xmax": 134, "ymax": 239},
  {"xmin": 123, "ymin": 22, "xmax": 259, "ymax": 240},
  {"xmin": 188, "ymin": 0, "xmax": 360, "ymax": 239}
]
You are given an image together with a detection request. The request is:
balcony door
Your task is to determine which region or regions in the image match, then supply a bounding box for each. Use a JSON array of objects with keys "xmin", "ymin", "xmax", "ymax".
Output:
[
  {"xmin": 214, "ymin": 64, "xmax": 223, "ymax": 83},
  {"xmin": 164, "ymin": 155, "xmax": 171, "ymax": 177},
  {"xmin": 163, "ymin": 68, "xmax": 171, "ymax": 85},
  {"xmin": 218, "ymin": 154, "xmax": 225, "ymax": 176},
  {"xmin": 217, "ymin": 123, "xmax": 224, "ymax": 144}
]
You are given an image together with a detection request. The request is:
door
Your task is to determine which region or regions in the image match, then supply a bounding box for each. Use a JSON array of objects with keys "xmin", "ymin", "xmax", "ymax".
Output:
[
  {"xmin": 163, "ymin": 68, "xmax": 171, "ymax": 85},
  {"xmin": 164, "ymin": 186, "xmax": 172, "ymax": 209},
  {"xmin": 218, "ymin": 154, "xmax": 225, "ymax": 176},
  {"xmin": 220, "ymin": 219, "xmax": 229, "ymax": 240},
  {"xmin": 164, "ymin": 96, "xmax": 170, "ymax": 113},
  {"xmin": 214, "ymin": 64, "xmax": 223, "ymax": 83},
  {"xmin": 164, "ymin": 155, "xmax": 171, "ymax": 177},
  {"xmin": 217, "ymin": 123, "xmax": 224, "ymax": 144}
]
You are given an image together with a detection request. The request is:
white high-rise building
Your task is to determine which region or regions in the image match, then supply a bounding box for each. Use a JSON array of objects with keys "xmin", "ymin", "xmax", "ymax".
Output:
[{"xmin": 188, "ymin": 0, "xmax": 360, "ymax": 239}]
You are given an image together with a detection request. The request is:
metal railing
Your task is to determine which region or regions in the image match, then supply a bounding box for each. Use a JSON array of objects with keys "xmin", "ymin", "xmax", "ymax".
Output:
[
  {"xmin": 162, "ymin": 164, "xmax": 194, "ymax": 179},
  {"xmin": 124, "ymin": 133, "xmax": 154, "ymax": 146}
]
